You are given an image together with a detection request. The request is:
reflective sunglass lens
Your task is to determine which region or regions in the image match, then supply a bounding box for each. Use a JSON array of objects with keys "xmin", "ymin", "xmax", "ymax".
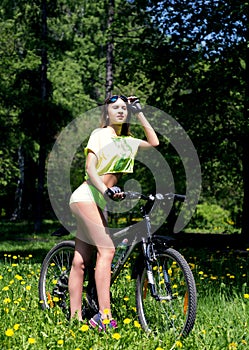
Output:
[
  {"xmin": 107, "ymin": 95, "xmax": 128, "ymax": 103},
  {"xmin": 109, "ymin": 95, "xmax": 118, "ymax": 103},
  {"xmin": 120, "ymin": 95, "xmax": 128, "ymax": 102}
]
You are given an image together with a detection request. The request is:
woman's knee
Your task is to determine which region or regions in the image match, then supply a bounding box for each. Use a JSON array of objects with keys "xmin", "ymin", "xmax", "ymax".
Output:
[
  {"xmin": 97, "ymin": 247, "xmax": 115, "ymax": 261},
  {"xmin": 71, "ymin": 253, "xmax": 90, "ymax": 272}
]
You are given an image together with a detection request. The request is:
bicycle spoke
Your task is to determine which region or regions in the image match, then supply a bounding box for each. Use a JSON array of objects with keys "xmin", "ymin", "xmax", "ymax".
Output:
[{"xmin": 136, "ymin": 248, "xmax": 196, "ymax": 337}]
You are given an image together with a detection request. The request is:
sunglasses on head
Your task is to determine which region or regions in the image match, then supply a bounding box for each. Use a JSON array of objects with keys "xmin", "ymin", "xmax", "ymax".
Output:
[{"xmin": 106, "ymin": 95, "xmax": 128, "ymax": 104}]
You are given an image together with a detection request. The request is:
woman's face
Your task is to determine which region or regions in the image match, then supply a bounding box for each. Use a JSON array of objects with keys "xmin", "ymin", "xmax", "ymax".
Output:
[{"xmin": 107, "ymin": 98, "xmax": 128, "ymax": 125}]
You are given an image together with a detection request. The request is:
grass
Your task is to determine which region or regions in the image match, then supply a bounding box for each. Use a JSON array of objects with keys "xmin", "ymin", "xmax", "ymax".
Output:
[{"xmin": 0, "ymin": 222, "xmax": 249, "ymax": 349}]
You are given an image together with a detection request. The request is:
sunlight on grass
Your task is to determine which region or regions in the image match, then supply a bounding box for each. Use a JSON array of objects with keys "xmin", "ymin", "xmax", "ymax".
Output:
[{"xmin": 0, "ymin": 244, "xmax": 249, "ymax": 349}]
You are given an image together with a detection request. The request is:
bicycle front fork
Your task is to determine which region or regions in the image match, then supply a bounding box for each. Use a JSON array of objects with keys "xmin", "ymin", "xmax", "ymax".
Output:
[{"xmin": 143, "ymin": 241, "xmax": 173, "ymax": 302}]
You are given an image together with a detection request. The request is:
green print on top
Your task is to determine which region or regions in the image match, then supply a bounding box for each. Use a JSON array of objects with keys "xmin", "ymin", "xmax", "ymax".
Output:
[
  {"xmin": 85, "ymin": 128, "xmax": 141, "ymax": 177},
  {"xmin": 108, "ymin": 137, "xmax": 134, "ymax": 173}
]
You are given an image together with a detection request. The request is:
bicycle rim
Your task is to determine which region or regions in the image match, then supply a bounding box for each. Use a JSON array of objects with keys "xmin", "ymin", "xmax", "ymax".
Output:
[
  {"xmin": 38, "ymin": 241, "xmax": 75, "ymax": 317},
  {"xmin": 136, "ymin": 248, "xmax": 197, "ymax": 337}
]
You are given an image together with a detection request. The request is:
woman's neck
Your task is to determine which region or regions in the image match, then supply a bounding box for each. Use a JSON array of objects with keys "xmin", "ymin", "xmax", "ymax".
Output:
[{"xmin": 108, "ymin": 124, "xmax": 122, "ymax": 136}]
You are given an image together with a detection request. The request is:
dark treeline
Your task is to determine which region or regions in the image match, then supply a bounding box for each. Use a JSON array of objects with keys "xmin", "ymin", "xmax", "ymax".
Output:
[{"xmin": 0, "ymin": 0, "xmax": 248, "ymax": 236}]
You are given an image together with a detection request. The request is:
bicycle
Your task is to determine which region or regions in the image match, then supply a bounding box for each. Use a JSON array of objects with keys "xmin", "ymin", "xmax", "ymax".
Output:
[{"xmin": 38, "ymin": 191, "xmax": 197, "ymax": 337}]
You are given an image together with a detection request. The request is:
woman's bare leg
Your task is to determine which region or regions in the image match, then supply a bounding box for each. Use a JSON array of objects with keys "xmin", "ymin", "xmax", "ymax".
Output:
[
  {"xmin": 68, "ymin": 238, "xmax": 93, "ymax": 320},
  {"xmin": 69, "ymin": 202, "xmax": 115, "ymax": 320}
]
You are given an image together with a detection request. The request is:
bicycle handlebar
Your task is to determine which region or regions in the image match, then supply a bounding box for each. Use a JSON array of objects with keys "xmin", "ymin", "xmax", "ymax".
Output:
[{"xmin": 123, "ymin": 191, "xmax": 186, "ymax": 202}]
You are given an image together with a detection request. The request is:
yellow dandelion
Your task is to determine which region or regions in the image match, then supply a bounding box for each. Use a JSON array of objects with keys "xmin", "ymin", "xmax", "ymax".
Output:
[
  {"xmin": 26, "ymin": 285, "xmax": 31, "ymax": 291},
  {"xmin": 57, "ymin": 339, "xmax": 64, "ymax": 345},
  {"xmin": 14, "ymin": 324, "xmax": 20, "ymax": 331},
  {"xmin": 155, "ymin": 348, "xmax": 164, "ymax": 350},
  {"xmin": 13, "ymin": 256, "xmax": 18, "ymax": 259},
  {"xmin": 244, "ymin": 294, "xmax": 249, "ymax": 299},
  {"xmin": 210, "ymin": 276, "xmax": 218, "ymax": 280},
  {"xmin": 2, "ymin": 286, "xmax": 9, "ymax": 291},
  {"xmin": 15, "ymin": 274, "xmax": 23, "ymax": 280},
  {"xmin": 134, "ymin": 320, "xmax": 141, "ymax": 328},
  {"xmin": 103, "ymin": 319, "xmax": 110, "ymax": 325},
  {"xmin": 228, "ymin": 342, "xmax": 237, "ymax": 349},
  {"xmin": 28, "ymin": 338, "xmax": 36, "ymax": 344},
  {"xmin": 123, "ymin": 318, "xmax": 132, "ymax": 324},
  {"xmin": 69, "ymin": 329, "xmax": 76, "ymax": 338},
  {"xmin": 9, "ymin": 280, "xmax": 14, "ymax": 284},
  {"xmin": 53, "ymin": 296, "xmax": 60, "ymax": 302},
  {"xmin": 80, "ymin": 324, "xmax": 89, "ymax": 332},
  {"xmin": 103, "ymin": 308, "xmax": 110, "ymax": 315},
  {"xmin": 5, "ymin": 328, "xmax": 14, "ymax": 337},
  {"xmin": 112, "ymin": 333, "xmax": 121, "ymax": 340},
  {"xmin": 175, "ymin": 340, "xmax": 183, "ymax": 348},
  {"xmin": 4, "ymin": 297, "xmax": 11, "ymax": 304},
  {"xmin": 123, "ymin": 296, "xmax": 129, "ymax": 301}
]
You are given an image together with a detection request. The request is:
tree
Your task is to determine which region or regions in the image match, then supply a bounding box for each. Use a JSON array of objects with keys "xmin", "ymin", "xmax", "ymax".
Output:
[{"xmin": 136, "ymin": 0, "xmax": 248, "ymax": 235}]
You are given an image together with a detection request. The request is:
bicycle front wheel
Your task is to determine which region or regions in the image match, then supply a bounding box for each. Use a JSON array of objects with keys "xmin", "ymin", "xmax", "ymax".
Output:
[
  {"xmin": 38, "ymin": 240, "xmax": 75, "ymax": 318},
  {"xmin": 136, "ymin": 247, "xmax": 197, "ymax": 337}
]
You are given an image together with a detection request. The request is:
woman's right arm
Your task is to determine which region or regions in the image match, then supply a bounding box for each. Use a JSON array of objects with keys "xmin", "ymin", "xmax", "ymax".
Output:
[{"xmin": 85, "ymin": 151, "xmax": 107, "ymax": 195}]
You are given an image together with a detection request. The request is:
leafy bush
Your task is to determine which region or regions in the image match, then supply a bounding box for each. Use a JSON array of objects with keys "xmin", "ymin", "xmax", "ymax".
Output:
[{"xmin": 187, "ymin": 202, "xmax": 235, "ymax": 233}]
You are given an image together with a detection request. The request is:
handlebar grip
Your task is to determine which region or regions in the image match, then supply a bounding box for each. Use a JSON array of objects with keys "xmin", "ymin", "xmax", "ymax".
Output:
[
  {"xmin": 164, "ymin": 193, "xmax": 186, "ymax": 202},
  {"xmin": 173, "ymin": 194, "xmax": 186, "ymax": 202},
  {"xmin": 123, "ymin": 191, "xmax": 143, "ymax": 200}
]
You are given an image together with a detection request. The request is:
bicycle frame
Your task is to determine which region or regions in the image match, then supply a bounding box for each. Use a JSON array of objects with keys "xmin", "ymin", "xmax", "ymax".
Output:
[
  {"xmin": 110, "ymin": 194, "xmax": 161, "ymax": 291},
  {"xmin": 39, "ymin": 191, "xmax": 197, "ymax": 337}
]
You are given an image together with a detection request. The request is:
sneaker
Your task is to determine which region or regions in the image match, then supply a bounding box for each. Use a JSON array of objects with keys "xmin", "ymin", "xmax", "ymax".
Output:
[{"xmin": 89, "ymin": 312, "xmax": 118, "ymax": 331}]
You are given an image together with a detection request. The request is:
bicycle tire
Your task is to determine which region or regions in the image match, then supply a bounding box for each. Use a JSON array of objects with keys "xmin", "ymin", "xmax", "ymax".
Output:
[
  {"xmin": 38, "ymin": 240, "xmax": 75, "ymax": 318},
  {"xmin": 136, "ymin": 245, "xmax": 197, "ymax": 337}
]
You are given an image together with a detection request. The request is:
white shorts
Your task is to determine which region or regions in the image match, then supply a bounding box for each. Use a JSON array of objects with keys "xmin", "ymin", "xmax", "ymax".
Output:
[{"xmin": 69, "ymin": 182, "xmax": 106, "ymax": 210}]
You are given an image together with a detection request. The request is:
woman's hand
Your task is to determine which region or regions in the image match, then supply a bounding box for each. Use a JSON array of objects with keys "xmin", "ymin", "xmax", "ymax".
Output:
[
  {"xmin": 127, "ymin": 96, "xmax": 142, "ymax": 114},
  {"xmin": 105, "ymin": 186, "xmax": 125, "ymax": 200}
]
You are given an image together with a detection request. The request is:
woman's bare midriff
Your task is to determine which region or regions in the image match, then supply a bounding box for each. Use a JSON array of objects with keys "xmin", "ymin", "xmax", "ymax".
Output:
[
  {"xmin": 86, "ymin": 173, "xmax": 122, "ymax": 192},
  {"xmin": 101, "ymin": 173, "xmax": 122, "ymax": 188}
]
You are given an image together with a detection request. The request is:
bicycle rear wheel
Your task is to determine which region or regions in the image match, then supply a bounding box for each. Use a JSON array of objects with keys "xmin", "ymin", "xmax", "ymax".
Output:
[
  {"xmin": 136, "ymin": 247, "xmax": 197, "ymax": 337},
  {"xmin": 38, "ymin": 241, "xmax": 75, "ymax": 318}
]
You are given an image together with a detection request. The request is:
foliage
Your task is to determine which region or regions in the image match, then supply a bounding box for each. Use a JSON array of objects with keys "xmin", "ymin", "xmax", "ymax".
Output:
[
  {"xmin": 0, "ymin": 0, "xmax": 248, "ymax": 234},
  {"xmin": 187, "ymin": 202, "xmax": 236, "ymax": 233}
]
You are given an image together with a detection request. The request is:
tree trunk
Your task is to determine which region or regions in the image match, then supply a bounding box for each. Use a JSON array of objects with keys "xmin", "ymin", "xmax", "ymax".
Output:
[
  {"xmin": 11, "ymin": 146, "xmax": 25, "ymax": 221},
  {"xmin": 241, "ymin": 9, "xmax": 249, "ymax": 241},
  {"xmin": 105, "ymin": 0, "xmax": 115, "ymax": 98},
  {"xmin": 34, "ymin": 0, "xmax": 48, "ymax": 232}
]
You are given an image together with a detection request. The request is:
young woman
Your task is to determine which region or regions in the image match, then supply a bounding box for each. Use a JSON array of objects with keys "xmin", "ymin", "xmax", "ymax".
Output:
[{"xmin": 68, "ymin": 95, "xmax": 159, "ymax": 330}]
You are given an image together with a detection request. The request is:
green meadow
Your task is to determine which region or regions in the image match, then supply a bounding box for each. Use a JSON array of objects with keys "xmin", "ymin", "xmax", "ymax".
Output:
[{"xmin": 0, "ymin": 223, "xmax": 248, "ymax": 350}]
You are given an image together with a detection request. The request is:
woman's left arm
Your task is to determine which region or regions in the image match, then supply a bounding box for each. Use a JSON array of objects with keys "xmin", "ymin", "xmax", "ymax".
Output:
[{"xmin": 136, "ymin": 112, "xmax": 159, "ymax": 148}]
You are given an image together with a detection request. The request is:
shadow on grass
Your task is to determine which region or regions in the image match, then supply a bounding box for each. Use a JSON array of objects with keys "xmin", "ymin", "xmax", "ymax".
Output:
[{"xmin": 0, "ymin": 221, "xmax": 74, "ymax": 263}]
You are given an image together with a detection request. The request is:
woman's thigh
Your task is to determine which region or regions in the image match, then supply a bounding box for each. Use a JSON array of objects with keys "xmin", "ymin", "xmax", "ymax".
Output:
[{"xmin": 70, "ymin": 201, "xmax": 114, "ymax": 249}]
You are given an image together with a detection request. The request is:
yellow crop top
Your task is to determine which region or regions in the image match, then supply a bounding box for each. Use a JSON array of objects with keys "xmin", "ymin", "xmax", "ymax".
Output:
[{"xmin": 84, "ymin": 128, "xmax": 141, "ymax": 177}]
